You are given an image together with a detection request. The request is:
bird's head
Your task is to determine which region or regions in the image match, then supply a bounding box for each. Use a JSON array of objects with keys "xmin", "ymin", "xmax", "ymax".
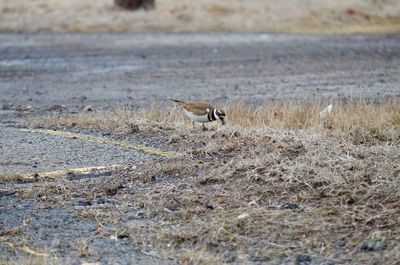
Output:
[{"xmin": 215, "ymin": 108, "xmax": 226, "ymax": 125}]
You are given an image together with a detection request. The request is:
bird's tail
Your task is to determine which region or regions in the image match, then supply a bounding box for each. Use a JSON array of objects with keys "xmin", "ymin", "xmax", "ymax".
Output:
[{"xmin": 168, "ymin": 97, "xmax": 185, "ymax": 105}]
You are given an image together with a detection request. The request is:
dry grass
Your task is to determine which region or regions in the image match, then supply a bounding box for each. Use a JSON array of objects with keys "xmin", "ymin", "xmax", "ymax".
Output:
[
  {"xmin": 26, "ymin": 99, "xmax": 400, "ymax": 145},
  {"xmin": 71, "ymin": 239, "xmax": 93, "ymax": 258},
  {"xmin": 14, "ymin": 99, "xmax": 400, "ymax": 264},
  {"xmin": 119, "ymin": 147, "xmax": 399, "ymax": 263},
  {"xmin": 0, "ymin": 0, "xmax": 399, "ymax": 33}
]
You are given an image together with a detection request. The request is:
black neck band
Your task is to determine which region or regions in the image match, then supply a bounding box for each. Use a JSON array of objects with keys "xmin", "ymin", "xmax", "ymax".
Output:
[
  {"xmin": 211, "ymin": 109, "xmax": 217, "ymax": 121},
  {"xmin": 207, "ymin": 111, "xmax": 212, "ymax": 121}
]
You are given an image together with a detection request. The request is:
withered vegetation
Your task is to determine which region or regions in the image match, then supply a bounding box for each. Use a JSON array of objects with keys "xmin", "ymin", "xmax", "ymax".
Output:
[
  {"xmin": 5, "ymin": 100, "xmax": 400, "ymax": 264},
  {"xmin": 1, "ymin": 0, "xmax": 400, "ymax": 33}
]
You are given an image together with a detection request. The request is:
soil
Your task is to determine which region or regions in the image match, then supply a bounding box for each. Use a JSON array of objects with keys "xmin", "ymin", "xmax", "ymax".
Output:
[{"xmin": 0, "ymin": 33, "xmax": 399, "ymax": 114}]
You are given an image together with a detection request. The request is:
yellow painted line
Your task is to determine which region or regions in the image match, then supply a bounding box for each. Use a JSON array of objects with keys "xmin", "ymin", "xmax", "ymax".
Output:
[
  {"xmin": 20, "ymin": 246, "xmax": 50, "ymax": 257},
  {"xmin": 21, "ymin": 164, "xmax": 123, "ymax": 180},
  {"xmin": 21, "ymin": 128, "xmax": 179, "ymax": 158},
  {"xmin": 2, "ymin": 241, "xmax": 50, "ymax": 257}
]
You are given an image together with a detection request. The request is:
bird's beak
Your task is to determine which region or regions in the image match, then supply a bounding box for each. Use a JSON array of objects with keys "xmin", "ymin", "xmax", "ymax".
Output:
[{"xmin": 221, "ymin": 119, "xmax": 226, "ymax": 125}]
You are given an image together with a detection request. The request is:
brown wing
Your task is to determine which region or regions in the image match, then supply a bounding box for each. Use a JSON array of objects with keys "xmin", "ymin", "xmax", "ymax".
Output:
[{"xmin": 183, "ymin": 102, "xmax": 213, "ymax": 115}]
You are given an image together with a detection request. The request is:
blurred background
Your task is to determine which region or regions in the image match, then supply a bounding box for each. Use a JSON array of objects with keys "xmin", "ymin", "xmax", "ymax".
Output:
[{"xmin": 1, "ymin": 0, "xmax": 399, "ymax": 34}]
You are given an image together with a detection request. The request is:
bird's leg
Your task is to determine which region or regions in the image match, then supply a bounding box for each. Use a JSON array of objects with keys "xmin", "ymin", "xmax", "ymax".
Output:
[{"xmin": 202, "ymin": 123, "xmax": 208, "ymax": 131}]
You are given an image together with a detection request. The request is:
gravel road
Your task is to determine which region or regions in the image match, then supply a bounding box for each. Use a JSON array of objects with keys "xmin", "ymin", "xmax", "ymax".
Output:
[
  {"xmin": 0, "ymin": 33, "xmax": 399, "ymax": 264},
  {"xmin": 0, "ymin": 125, "xmax": 157, "ymax": 175},
  {"xmin": 1, "ymin": 33, "xmax": 399, "ymax": 112}
]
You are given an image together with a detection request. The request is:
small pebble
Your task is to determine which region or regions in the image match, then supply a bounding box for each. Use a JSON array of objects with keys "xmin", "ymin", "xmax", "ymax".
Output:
[
  {"xmin": 47, "ymin": 104, "xmax": 65, "ymax": 111},
  {"xmin": 296, "ymin": 254, "xmax": 311, "ymax": 265},
  {"xmin": 150, "ymin": 211, "xmax": 158, "ymax": 218},
  {"xmin": 117, "ymin": 233, "xmax": 129, "ymax": 239},
  {"xmin": 77, "ymin": 199, "xmax": 92, "ymax": 207},
  {"xmin": 1, "ymin": 103, "xmax": 12, "ymax": 110},
  {"xmin": 96, "ymin": 198, "xmax": 106, "ymax": 204},
  {"xmin": 167, "ymin": 205, "xmax": 179, "ymax": 212},
  {"xmin": 205, "ymin": 203, "xmax": 214, "ymax": 210},
  {"xmin": 280, "ymin": 202, "xmax": 300, "ymax": 210},
  {"xmin": 83, "ymin": 105, "xmax": 93, "ymax": 112},
  {"xmin": 360, "ymin": 241, "xmax": 386, "ymax": 251},
  {"xmin": 137, "ymin": 211, "xmax": 146, "ymax": 218},
  {"xmin": 333, "ymin": 238, "xmax": 347, "ymax": 247}
]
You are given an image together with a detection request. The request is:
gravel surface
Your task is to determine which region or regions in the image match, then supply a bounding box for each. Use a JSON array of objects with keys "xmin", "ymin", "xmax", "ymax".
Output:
[
  {"xmin": 0, "ymin": 125, "xmax": 156, "ymax": 175},
  {"xmin": 0, "ymin": 177, "xmax": 165, "ymax": 265},
  {"xmin": 0, "ymin": 33, "xmax": 399, "ymax": 113}
]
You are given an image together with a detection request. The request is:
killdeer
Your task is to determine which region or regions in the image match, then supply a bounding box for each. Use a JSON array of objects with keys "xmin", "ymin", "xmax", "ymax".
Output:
[{"xmin": 168, "ymin": 98, "xmax": 226, "ymax": 129}]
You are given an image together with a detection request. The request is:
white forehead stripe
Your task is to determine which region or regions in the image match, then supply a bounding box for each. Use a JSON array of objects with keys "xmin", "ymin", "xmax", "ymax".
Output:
[{"xmin": 213, "ymin": 109, "xmax": 220, "ymax": 120}]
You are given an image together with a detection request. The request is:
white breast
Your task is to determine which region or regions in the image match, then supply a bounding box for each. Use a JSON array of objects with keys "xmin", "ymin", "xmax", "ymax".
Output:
[{"xmin": 184, "ymin": 109, "xmax": 210, "ymax": 123}]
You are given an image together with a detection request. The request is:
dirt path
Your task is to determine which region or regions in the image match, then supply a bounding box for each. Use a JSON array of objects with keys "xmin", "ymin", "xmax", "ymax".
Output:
[
  {"xmin": 1, "ymin": 34, "xmax": 399, "ymax": 115},
  {"xmin": 0, "ymin": 126, "xmax": 164, "ymax": 175}
]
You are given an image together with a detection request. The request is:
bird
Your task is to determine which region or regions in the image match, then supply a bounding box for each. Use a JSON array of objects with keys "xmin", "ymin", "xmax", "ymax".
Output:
[{"xmin": 168, "ymin": 98, "xmax": 226, "ymax": 129}]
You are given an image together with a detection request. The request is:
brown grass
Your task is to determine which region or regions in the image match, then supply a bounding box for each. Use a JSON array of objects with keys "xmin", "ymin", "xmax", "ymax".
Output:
[
  {"xmin": 10, "ymin": 99, "xmax": 400, "ymax": 264},
  {"xmin": 26, "ymin": 99, "xmax": 400, "ymax": 145},
  {"xmin": 71, "ymin": 239, "xmax": 93, "ymax": 258},
  {"xmin": 0, "ymin": 0, "xmax": 399, "ymax": 33}
]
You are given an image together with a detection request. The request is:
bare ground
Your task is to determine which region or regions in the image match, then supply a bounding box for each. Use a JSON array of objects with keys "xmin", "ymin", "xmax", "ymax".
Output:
[{"xmin": 1, "ymin": 33, "xmax": 399, "ymax": 114}]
